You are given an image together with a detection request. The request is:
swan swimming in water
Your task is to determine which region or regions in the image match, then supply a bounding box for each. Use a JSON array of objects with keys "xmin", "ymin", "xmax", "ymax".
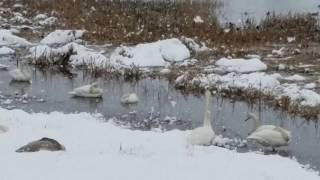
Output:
[
  {"xmin": 120, "ymin": 93, "xmax": 139, "ymax": 104},
  {"xmin": 245, "ymin": 113, "xmax": 291, "ymax": 151},
  {"xmin": 9, "ymin": 68, "xmax": 31, "ymax": 82},
  {"xmin": 69, "ymin": 82, "xmax": 103, "ymax": 98},
  {"xmin": 188, "ymin": 90, "xmax": 215, "ymax": 146}
]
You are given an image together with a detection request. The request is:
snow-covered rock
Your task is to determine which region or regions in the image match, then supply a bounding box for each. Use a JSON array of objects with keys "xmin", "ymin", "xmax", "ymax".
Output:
[
  {"xmin": 272, "ymin": 47, "xmax": 286, "ymax": 57},
  {"xmin": 0, "ymin": 108, "xmax": 318, "ymax": 180},
  {"xmin": 287, "ymin": 37, "xmax": 296, "ymax": 43},
  {"xmin": 304, "ymin": 83, "xmax": 316, "ymax": 89},
  {"xmin": 40, "ymin": 30, "xmax": 86, "ymax": 45},
  {"xmin": 110, "ymin": 38, "xmax": 190, "ymax": 67},
  {"xmin": 181, "ymin": 37, "xmax": 209, "ymax": 52},
  {"xmin": 10, "ymin": 12, "xmax": 31, "ymax": 24},
  {"xmin": 0, "ymin": 46, "xmax": 14, "ymax": 55},
  {"xmin": 38, "ymin": 17, "xmax": 57, "ymax": 26},
  {"xmin": 193, "ymin": 16, "xmax": 204, "ymax": 23},
  {"xmin": 284, "ymin": 74, "xmax": 306, "ymax": 81},
  {"xmin": 281, "ymin": 84, "xmax": 320, "ymax": 106},
  {"xmin": 0, "ymin": 29, "xmax": 31, "ymax": 47},
  {"xmin": 215, "ymin": 58, "xmax": 267, "ymax": 73},
  {"xmin": 29, "ymin": 43, "xmax": 109, "ymax": 68},
  {"xmin": 34, "ymin": 14, "xmax": 48, "ymax": 21},
  {"xmin": 159, "ymin": 68, "xmax": 171, "ymax": 75},
  {"xmin": 245, "ymin": 54, "xmax": 261, "ymax": 59}
]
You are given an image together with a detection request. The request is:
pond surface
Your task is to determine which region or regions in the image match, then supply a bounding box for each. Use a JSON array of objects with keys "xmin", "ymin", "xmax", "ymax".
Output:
[
  {"xmin": 217, "ymin": 0, "xmax": 320, "ymax": 23},
  {"xmin": 0, "ymin": 58, "xmax": 320, "ymax": 171}
]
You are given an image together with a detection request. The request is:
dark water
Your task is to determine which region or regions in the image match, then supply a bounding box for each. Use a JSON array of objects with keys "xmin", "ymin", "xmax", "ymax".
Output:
[
  {"xmin": 217, "ymin": 0, "xmax": 320, "ymax": 23},
  {"xmin": 0, "ymin": 58, "xmax": 320, "ymax": 171}
]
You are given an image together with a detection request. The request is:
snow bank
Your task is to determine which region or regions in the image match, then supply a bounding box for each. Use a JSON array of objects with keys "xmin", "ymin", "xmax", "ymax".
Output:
[
  {"xmin": 284, "ymin": 74, "xmax": 306, "ymax": 81},
  {"xmin": 29, "ymin": 43, "xmax": 109, "ymax": 68},
  {"xmin": 176, "ymin": 71, "xmax": 320, "ymax": 107},
  {"xmin": 0, "ymin": 29, "xmax": 31, "ymax": 47},
  {"xmin": 0, "ymin": 46, "xmax": 14, "ymax": 55},
  {"xmin": 110, "ymin": 38, "xmax": 190, "ymax": 67},
  {"xmin": 40, "ymin": 30, "xmax": 86, "ymax": 45},
  {"xmin": 0, "ymin": 108, "xmax": 318, "ymax": 180},
  {"xmin": 195, "ymin": 72, "xmax": 280, "ymax": 91},
  {"xmin": 215, "ymin": 58, "xmax": 267, "ymax": 73},
  {"xmin": 281, "ymin": 84, "xmax": 320, "ymax": 106}
]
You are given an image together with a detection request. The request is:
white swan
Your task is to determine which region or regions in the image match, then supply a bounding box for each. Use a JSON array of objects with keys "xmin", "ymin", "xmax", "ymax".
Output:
[
  {"xmin": 69, "ymin": 82, "xmax": 103, "ymax": 98},
  {"xmin": 120, "ymin": 93, "xmax": 139, "ymax": 104},
  {"xmin": 9, "ymin": 68, "xmax": 31, "ymax": 82},
  {"xmin": 188, "ymin": 90, "xmax": 215, "ymax": 146},
  {"xmin": 245, "ymin": 113, "xmax": 291, "ymax": 150}
]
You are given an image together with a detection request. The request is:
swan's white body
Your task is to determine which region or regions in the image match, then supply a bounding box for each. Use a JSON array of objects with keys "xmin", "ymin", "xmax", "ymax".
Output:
[
  {"xmin": 0, "ymin": 125, "xmax": 9, "ymax": 134},
  {"xmin": 9, "ymin": 68, "xmax": 31, "ymax": 82},
  {"xmin": 189, "ymin": 90, "xmax": 215, "ymax": 146},
  {"xmin": 120, "ymin": 93, "xmax": 139, "ymax": 104},
  {"xmin": 246, "ymin": 113, "xmax": 291, "ymax": 149},
  {"xmin": 69, "ymin": 82, "xmax": 103, "ymax": 98}
]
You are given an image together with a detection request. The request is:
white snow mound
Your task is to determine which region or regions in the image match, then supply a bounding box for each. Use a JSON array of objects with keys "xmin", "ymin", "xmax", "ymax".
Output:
[
  {"xmin": 40, "ymin": 30, "xmax": 86, "ymax": 45},
  {"xmin": 111, "ymin": 38, "xmax": 190, "ymax": 67},
  {"xmin": 0, "ymin": 29, "xmax": 31, "ymax": 47},
  {"xmin": 215, "ymin": 58, "xmax": 267, "ymax": 73},
  {"xmin": 0, "ymin": 46, "xmax": 15, "ymax": 55},
  {"xmin": 29, "ymin": 43, "xmax": 109, "ymax": 68}
]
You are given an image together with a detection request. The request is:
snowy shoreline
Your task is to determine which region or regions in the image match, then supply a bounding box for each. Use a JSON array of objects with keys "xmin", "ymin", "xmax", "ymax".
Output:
[
  {"xmin": 0, "ymin": 107, "xmax": 319, "ymax": 180},
  {"xmin": 1, "ymin": 27, "xmax": 320, "ymax": 117}
]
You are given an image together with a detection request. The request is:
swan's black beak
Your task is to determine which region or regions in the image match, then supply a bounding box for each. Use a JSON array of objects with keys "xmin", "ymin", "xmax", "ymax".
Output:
[{"xmin": 244, "ymin": 117, "xmax": 249, "ymax": 122}]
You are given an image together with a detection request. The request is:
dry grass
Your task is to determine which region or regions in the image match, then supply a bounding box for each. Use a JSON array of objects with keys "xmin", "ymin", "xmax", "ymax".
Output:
[
  {"xmin": 20, "ymin": 0, "xmax": 220, "ymax": 45},
  {"xmin": 3, "ymin": 0, "xmax": 317, "ymax": 47}
]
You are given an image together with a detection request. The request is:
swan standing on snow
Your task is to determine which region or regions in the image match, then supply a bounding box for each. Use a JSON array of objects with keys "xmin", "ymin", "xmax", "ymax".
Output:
[
  {"xmin": 69, "ymin": 82, "xmax": 103, "ymax": 98},
  {"xmin": 245, "ymin": 113, "xmax": 291, "ymax": 151},
  {"xmin": 120, "ymin": 93, "xmax": 139, "ymax": 104},
  {"xmin": 188, "ymin": 90, "xmax": 215, "ymax": 146},
  {"xmin": 9, "ymin": 68, "xmax": 31, "ymax": 82}
]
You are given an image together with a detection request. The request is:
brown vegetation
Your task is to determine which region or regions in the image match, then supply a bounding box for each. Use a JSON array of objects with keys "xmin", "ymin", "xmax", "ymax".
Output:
[{"xmin": 3, "ymin": 0, "xmax": 318, "ymax": 47}]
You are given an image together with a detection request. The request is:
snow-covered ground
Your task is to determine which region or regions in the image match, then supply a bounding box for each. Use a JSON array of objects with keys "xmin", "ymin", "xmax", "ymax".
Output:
[{"xmin": 0, "ymin": 107, "xmax": 319, "ymax": 180}]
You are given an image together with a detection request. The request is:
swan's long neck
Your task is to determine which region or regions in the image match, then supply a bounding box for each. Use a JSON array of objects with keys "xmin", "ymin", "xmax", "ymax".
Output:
[
  {"xmin": 203, "ymin": 90, "xmax": 212, "ymax": 127},
  {"xmin": 250, "ymin": 116, "xmax": 261, "ymax": 133}
]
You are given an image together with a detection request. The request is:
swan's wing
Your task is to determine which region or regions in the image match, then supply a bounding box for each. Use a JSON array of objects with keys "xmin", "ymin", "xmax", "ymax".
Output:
[
  {"xmin": 248, "ymin": 129, "xmax": 289, "ymax": 147},
  {"xmin": 273, "ymin": 127, "xmax": 291, "ymax": 141},
  {"xmin": 255, "ymin": 125, "xmax": 276, "ymax": 132}
]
